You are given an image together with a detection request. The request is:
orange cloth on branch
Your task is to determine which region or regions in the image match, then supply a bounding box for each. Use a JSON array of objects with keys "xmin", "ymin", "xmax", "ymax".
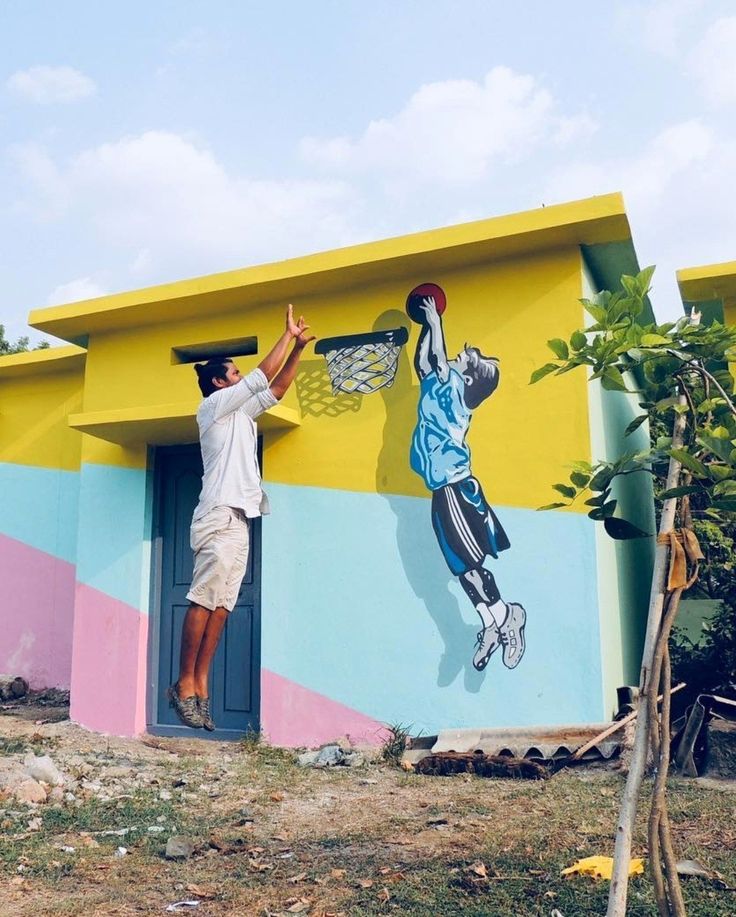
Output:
[{"xmin": 656, "ymin": 527, "xmax": 704, "ymax": 590}]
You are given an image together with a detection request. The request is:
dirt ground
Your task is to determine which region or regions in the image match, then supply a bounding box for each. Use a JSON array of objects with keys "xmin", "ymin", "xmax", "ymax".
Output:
[{"xmin": 1, "ymin": 697, "xmax": 735, "ymax": 917}]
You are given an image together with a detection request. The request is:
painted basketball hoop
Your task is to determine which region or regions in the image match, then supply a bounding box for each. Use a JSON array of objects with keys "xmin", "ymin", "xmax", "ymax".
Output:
[{"xmin": 315, "ymin": 327, "xmax": 409, "ymax": 395}]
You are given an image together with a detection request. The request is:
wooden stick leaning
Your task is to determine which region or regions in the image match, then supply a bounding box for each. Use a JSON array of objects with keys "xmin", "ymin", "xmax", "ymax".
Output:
[{"xmin": 569, "ymin": 682, "xmax": 686, "ymax": 762}]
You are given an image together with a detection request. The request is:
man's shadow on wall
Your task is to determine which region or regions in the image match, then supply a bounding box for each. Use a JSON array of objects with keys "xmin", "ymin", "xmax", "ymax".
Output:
[{"xmin": 373, "ymin": 309, "xmax": 486, "ymax": 693}]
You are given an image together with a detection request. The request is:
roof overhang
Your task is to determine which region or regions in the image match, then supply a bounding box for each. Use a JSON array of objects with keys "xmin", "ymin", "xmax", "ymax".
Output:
[
  {"xmin": 29, "ymin": 193, "xmax": 633, "ymax": 345},
  {"xmin": 677, "ymin": 260, "xmax": 736, "ymax": 323},
  {"xmin": 68, "ymin": 401, "xmax": 300, "ymax": 446},
  {"xmin": 0, "ymin": 345, "xmax": 86, "ymax": 379}
]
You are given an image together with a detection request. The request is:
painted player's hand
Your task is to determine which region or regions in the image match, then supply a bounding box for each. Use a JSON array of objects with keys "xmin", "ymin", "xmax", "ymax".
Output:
[
  {"xmin": 420, "ymin": 295, "xmax": 438, "ymax": 317},
  {"xmin": 294, "ymin": 315, "xmax": 316, "ymax": 348}
]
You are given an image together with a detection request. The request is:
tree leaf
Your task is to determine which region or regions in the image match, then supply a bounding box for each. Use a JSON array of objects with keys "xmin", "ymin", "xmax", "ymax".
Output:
[
  {"xmin": 708, "ymin": 464, "xmax": 733, "ymax": 482},
  {"xmin": 570, "ymin": 330, "xmax": 587, "ymax": 351},
  {"xmin": 698, "ymin": 432, "xmax": 734, "ymax": 463},
  {"xmin": 552, "ymin": 483, "xmax": 576, "ymax": 499},
  {"xmin": 537, "ymin": 502, "xmax": 567, "ymax": 511},
  {"xmin": 589, "ymin": 468, "xmax": 614, "ymax": 492},
  {"xmin": 659, "ymin": 485, "xmax": 702, "ymax": 498},
  {"xmin": 669, "ymin": 449, "xmax": 708, "ymax": 477},
  {"xmin": 624, "ymin": 415, "xmax": 648, "ymax": 437},
  {"xmin": 711, "ymin": 498, "xmax": 736, "ymax": 513},
  {"xmin": 640, "ymin": 333, "xmax": 671, "ymax": 346},
  {"xmin": 529, "ymin": 362, "xmax": 559, "ymax": 385},
  {"xmin": 589, "ymin": 500, "xmax": 617, "ymax": 521},
  {"xmin": 600, "ymin": 366, "xmax": 628, "ymax": 392},
  {"xmin": 547, "ymin": 338, "xmax": 569, "ymax": 360},
  {"xmin": 580, "ymin": 299, "xmax": 606, "ymax": 323},
  {"xmin": 603, "ymin": 518, "xmax": 651, "ymax": 540},
  {"xmin": 570, "ymin": 471, "xmax": 591, "ymax": 488}
]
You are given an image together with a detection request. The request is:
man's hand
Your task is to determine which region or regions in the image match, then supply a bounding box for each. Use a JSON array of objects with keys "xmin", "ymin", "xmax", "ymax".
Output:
[
  {"xmin": 294, "ymin": 315, "xmax": 316, "ymax": 349},
  {"xmin": 286, "ymin": 304, "xmax": 302, "ymax": 338}
]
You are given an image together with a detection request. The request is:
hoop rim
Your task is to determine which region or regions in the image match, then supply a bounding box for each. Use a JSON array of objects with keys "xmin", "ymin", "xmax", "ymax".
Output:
[{"xmin": 315, "ymin": 326, "xmax": 409, "ymax": 355}]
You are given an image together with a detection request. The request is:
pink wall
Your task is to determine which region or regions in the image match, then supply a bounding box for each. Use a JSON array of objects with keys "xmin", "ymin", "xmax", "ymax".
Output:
[
  {"xmin": 69, "ymin": 583, "xmax": 148, "ymax": 736},
  {"xmin": 261, "ymin": 668, "xmax": 387, "ymax": 747},
  {"xmin": 0, "ymin": 534, "xmax": 75, "ymax": 689}
]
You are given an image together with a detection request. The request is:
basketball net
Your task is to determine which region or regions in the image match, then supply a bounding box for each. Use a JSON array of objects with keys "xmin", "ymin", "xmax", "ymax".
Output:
[{"xmin": 315, "ymin": 327, "xmax": 409, "ymax": 395}]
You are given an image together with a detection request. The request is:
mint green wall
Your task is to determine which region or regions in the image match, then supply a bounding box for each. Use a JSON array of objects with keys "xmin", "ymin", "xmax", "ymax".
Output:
[{"xmin": 583, "ymin": 256, "xmax": 655, "ymax": 714}]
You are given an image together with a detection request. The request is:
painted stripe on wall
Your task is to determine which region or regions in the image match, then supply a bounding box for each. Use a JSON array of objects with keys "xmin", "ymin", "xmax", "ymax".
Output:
[
  {"xmin": 262, "ymin": 482, "xmax": 603, "ymax": 736},
  {"xmin": 0, "ymin": 533, "xmax": 76, "ymax": 689},
  {"xmin": 261, "ymin": 669, "xmax": 387, "ymax": 747},
  {"xmin": 70, "ymin": 581, "xmax": 148, "ymax": 736},
  {"xmin": 0, "ymin": 462, "xmax": 79, "ymax": 564},
  {"xmin": 75, "ymin": 462, "xmax": 153, "ymax": 612}
]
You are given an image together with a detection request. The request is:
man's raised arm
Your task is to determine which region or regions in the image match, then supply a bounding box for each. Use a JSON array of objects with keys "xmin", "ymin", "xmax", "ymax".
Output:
[
  {"xmin": 257, "ymin": 304, "xmax": 304, "ymax": 380},
  {"xmin": 269, "ymin": 320, "xmax": 316, "ymax": 401}
]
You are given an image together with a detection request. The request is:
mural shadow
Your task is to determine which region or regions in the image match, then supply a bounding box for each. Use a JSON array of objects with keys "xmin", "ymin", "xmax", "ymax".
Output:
[
  {"xmin": 373, "ymin": 309, "xmax": 486, "ymax": 693},
  {"xmin": 295, "ymin": 359, "xmax": 362, "ymax": 418}
]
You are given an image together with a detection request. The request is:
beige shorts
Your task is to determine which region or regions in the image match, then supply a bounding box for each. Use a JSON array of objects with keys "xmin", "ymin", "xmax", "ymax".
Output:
[{"xmin": 186, "ymin": 506, "xmax": 250, "ymax": 612}]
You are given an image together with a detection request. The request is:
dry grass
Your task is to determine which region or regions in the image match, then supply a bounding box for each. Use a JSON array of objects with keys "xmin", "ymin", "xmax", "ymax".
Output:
[{"xmin": 1, "ymin": 705, "xmax": 735, "ymax": 916}]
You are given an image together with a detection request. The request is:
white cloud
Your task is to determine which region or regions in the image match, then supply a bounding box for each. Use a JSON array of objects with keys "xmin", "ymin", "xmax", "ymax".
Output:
[
  {"xmin": 47, "ymin": 277, "xmax": 108, "ymax": 306},
  {"xmin": 689, "ymin": 16, "xmax": 736, "ymax": 108},
  {"xmin": 17, "ymin": 131, "xmax": 362, "ymax": 283},
  {"xmin": 300, "ymin": 66, "xmax": 597, "ymax": 186},
  {"xmin": 543, "ymin": 119, "xmax": 736, "ymax": 320},
  {"xmin": 6, "ymin": 65, "xmax": 96, "ymax": 104},
  {"xmin": 616, "ymin": 0, "xmax": 706, "ymax": 58},
  {"xmin": 546, "ymin": 120, "xmax": 713, "ymax": 210}
]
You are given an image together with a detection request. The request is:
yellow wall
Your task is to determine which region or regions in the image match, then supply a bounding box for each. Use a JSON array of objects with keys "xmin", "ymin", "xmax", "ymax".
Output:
[
  {"xmin": 0, "ymin": 366, "xmax": 84, "ymax": 472},
  {"xmin": 78, "ymin": 246, "xmax": 591, "ymax": 509}
]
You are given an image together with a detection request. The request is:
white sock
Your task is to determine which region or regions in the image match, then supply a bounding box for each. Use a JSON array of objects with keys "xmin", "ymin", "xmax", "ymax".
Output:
[
  {"xmin": 476, "ymin": 600, "xmax": 506, "ymax": 630},
  {"xmin": 488, "ymin": 599, "xmax": 507, "ymax": 628}
]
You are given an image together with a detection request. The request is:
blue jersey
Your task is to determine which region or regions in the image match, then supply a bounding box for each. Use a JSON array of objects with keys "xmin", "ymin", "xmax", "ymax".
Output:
[{"xmin": 410, "ymin": 368, "xmax": 471, "ymax": 490}]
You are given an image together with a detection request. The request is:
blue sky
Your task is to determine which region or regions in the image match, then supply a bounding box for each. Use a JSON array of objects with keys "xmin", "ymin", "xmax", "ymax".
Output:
[{"xmin": 2, "ymin": 0, "xmax": 736, "ymax": 343}]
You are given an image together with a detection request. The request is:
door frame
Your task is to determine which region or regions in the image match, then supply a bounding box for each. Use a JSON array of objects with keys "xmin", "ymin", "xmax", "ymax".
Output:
[{"xmin": 145, "ymin": 442, "xmax": 263, "ymax": 739}]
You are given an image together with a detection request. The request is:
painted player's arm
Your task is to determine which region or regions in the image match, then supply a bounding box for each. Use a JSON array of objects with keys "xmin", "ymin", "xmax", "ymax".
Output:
[
  {"xmin": 417, "ymin": 296, "xmax": 449, "ymax": 383},
  {"xmin": 269, "ymin": 322, "xmax": 316, "ymax": 401},
  {"xmin": 257, "ymin": 304, "xmax": 304, "ymax": 381}
]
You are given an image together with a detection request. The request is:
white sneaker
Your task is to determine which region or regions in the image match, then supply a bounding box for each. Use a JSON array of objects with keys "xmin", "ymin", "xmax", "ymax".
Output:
[
  {"xmin": 499, "ymin": 603, "xmax": 526, "ymax": 669},
  {"xmin": 473, "ymin": 624, "xmax": 501, "ymax": 671}
]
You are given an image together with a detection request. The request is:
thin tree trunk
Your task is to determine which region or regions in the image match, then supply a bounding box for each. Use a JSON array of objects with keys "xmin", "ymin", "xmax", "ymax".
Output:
[
  {"xmin": 648, "ymin": 590, "xmax": 686, "ymax": 916},
  {"xmin": 606, "ymin": 398, "xmax": 688, "ymax": 917}
]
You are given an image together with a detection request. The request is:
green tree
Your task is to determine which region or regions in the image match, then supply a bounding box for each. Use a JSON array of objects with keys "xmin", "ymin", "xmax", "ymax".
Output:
[
  {"xmin": 0, "ymin": 324, "xmax": 50, "ymax": 355},
  {"xmin": 533, "ymin": 267, "xmax": 736, "ymax": 917}
]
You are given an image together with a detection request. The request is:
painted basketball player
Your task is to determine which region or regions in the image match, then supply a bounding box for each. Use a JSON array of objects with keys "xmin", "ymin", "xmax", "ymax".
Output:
[{"xmin": 408, "ymin": 283, "xmax": 526, "ymax": 672}]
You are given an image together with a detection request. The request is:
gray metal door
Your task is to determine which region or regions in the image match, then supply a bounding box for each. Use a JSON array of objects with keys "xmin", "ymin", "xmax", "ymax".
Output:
[{"xmin": 151, "ymin": 444, "xmax": 261, "ymax": 738}]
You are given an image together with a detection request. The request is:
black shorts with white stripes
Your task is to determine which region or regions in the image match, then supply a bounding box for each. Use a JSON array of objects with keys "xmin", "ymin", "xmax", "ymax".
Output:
[{"xmin": 430, "ymin": 476, "xmax": 510, "ymax": 576}]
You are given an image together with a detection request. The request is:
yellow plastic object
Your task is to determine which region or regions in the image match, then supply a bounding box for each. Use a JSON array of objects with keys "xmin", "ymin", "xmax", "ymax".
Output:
[{"xmin": 561, "ymin": 856, "xmax": 645, "ymax": 880}]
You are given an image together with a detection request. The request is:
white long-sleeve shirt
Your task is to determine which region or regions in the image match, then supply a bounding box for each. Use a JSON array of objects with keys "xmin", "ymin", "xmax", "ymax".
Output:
[{"xmin": 192, "ymin": 368, "xmax": 278, "ymax": 521}]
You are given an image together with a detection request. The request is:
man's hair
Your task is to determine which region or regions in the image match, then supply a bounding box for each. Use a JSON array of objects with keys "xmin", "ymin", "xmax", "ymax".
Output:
[
  {"xmin": 194, "ymin": 358, "xmax": 232, "ymax": 397},
  {"xmin": 461, "ymin": 345, "xmax": 499, "ymax": 409}
]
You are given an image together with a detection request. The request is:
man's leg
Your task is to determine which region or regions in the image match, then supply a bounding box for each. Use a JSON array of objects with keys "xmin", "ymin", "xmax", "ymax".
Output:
[
  {"xmin": 193, "ymin": 607, "xmax": 229, "ymax": 698},
  {"xmin": 176, "ymin": 603, "xmax": 211, "ymax": 699}
]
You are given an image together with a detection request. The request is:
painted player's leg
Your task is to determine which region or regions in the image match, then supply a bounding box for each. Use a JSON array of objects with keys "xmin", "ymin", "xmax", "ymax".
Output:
[
  {"xmin": 460, "ymin": 565, "xmax": 527, "ymax": 670},
  {"xmin": 460, "ymin": 565, "xmax": 505, "ymax": 671}
]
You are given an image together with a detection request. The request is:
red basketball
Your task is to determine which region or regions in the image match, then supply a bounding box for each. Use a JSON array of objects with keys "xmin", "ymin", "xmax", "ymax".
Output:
[{"xmin": 406, "ymin": 283, "xmax": 447, "ymax": 323}]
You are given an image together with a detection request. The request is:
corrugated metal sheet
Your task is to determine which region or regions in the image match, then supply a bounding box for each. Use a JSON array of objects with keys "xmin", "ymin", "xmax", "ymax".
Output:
[{"xmin": 427, "ymin": 723, "xmax": 622, "ymax": 761}]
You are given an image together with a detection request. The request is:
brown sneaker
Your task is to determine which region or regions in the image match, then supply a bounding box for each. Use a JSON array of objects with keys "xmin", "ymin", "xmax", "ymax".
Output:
[
  {"xmin": 167, "ymin": 683, "xmax": 203, "ymax": 729},
  {"xmin": 198, "ymin": 696, "xmax": 215, "ymax": 732}
]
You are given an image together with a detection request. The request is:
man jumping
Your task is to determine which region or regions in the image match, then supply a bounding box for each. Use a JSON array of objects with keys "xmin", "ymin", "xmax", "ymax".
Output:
[
  {"xmin": 168, "ymin": 305, "xmax": 314, "ymax": 730},
  {"xmin": 408, "ymin": 286, "xmax": 526, "ymax": 673}
]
